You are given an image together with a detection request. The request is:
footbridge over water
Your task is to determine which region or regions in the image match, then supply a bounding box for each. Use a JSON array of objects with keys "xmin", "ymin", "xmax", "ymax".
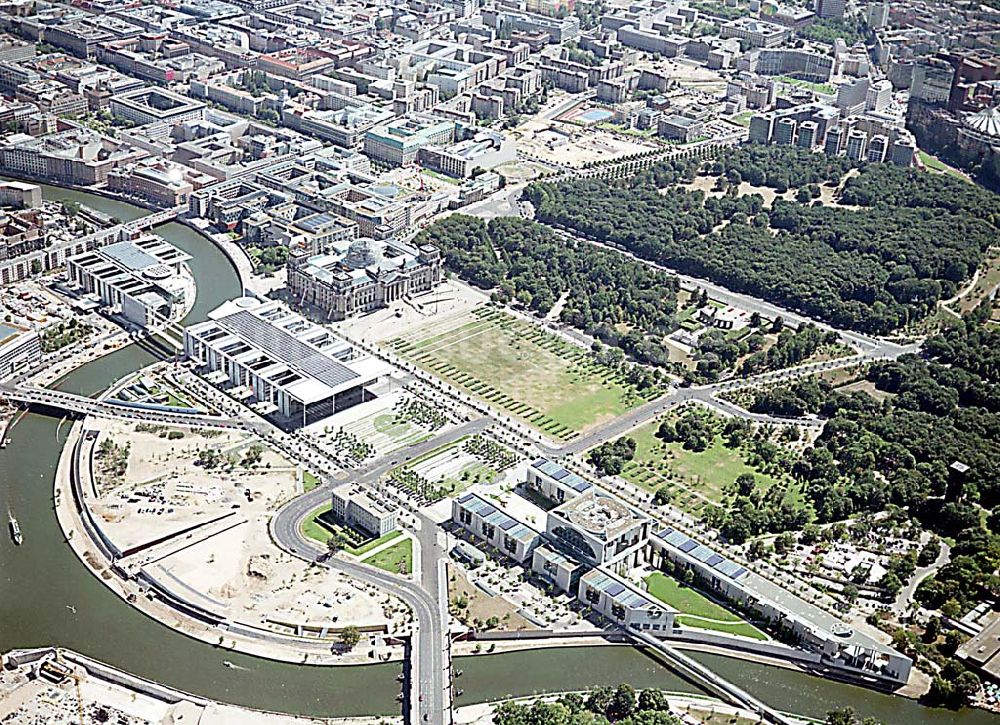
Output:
[
  {"xmin": 630, "ymin": 630, "xmax": 800, "ymax": 725},
  {"xmin": 0, "ymin": 383, "xmax": 250, "ymax": 430}
]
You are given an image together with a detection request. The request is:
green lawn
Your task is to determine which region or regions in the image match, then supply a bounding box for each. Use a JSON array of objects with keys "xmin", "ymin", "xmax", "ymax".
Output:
[
  {"xmin": 676, "ymin": 615, "xmax": 767, "ymax": 640},
  {"xmin": 775, "ymin": 76, "xmax": 834, "ymax": 95},
  {"xmin": 350, "ymin": 530, "xmax": 403, "ymax": 557},
  {"xmin": 303, "ymin": 471, "xmax": 321, "ymax": 492},
  {"xmin": 362, "ymin": 538, "xmax": 413, "ymax": 575},
  {"xmin": 645, "ymin": 573, "xmax": 766, "ymax": 641},
  {"xmin": 386, "ymin": 308, "xmax": 660, "ymax": 439},
  {"xmin": 300, "ymin": 504, "xmax": 403, "ymax": 556},
  {"xmin": 918, "ymin": 150, "xmax": 966, "ymax": 180},
  {"xmin": 301, "ymin": 503, "xmax": 335, "ymax": 545},
  {"xmin": 732, "ymin": 111, "xmax": 753, "ymax": 128},
  {"xmin": 621, "ymin": 419, "xmax": 782, "ymax": 502}
]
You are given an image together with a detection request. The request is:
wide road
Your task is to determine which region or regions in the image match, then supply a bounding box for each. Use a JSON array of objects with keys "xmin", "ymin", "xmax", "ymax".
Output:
[
  {"xmin": 270, "ymin": 418, "xmax": 490, "ymax": 725},
  {"xmin": 539, "ymin": 340, "xmax": 917, "ymax": 458}
]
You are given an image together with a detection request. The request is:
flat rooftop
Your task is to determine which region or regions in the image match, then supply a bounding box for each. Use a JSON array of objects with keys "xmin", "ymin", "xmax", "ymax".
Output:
[{"xmin": 551, "ymin": 488, "xmax": 645, "ymax": 539}]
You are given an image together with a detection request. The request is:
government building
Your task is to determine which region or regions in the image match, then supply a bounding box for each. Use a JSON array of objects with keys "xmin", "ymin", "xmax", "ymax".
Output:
[{"xmin": 287, "ymin": 236, "xmax": 443, "ymax": 320}]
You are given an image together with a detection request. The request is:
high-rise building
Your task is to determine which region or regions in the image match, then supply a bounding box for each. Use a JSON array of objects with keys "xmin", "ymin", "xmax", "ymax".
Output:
[
  {"xmin": 845, "ymin": 128, "xmax": 867, "ymax": 160},
  {"xmin": 797, "ymin": 120, "xmax": 819, "ymax": 148},
  {"xmin": 815, "ymin": 0, "xmax": 845, "ymax": 19},
  {"xmin": 866, "ymin": 79, "xmax": 892, "ymax": 113},
  {"xmin": 866, "ymin": 2, "xmax": 889, "ymax": 29},
  {"xmin": 824, "ymin": 125, "xmax": 844, "ymax": 155},
  {"xmin": 867, "ymin": 134, "xmax": 889, "ymax": 162},
  {"xmin": 910, "ymin": 57, "xmax": 955, "ymax": 105},
  {"xmin": 749, "ymin": 113, "xmax": 774, "ymax": 143},
  {"xmin": 836, "ymin": 77, "xmax": 870, "ymax": 115},
  {"xmin": 774, "ymin": 117, "xmax": 797, "ymax": 144},
  {"xmin": 890, "ymin": 135, "xmax": 915, "ymax": 166}
]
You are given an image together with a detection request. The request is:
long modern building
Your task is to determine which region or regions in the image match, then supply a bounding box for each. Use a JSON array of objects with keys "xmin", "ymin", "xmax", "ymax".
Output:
[
  {"xmin": 649, "ymin": 526, "xmax": 912, "ymax": 687},
  {"xmin": 0, "ymin": 322, "xmax": 41, "ymax": 380},
  {"xmin": 66, "ymin": 237, "xmax": 191, "ymax": 327},
  {"xmin": 183, "ymin": 298, "xmax": 384, "ymax": 427}
]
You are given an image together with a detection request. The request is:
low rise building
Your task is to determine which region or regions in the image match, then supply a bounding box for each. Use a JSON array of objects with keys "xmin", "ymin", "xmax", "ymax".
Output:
[
  {"xmin": 720, "ymin": 18, "xmax": 789, "ymax": 48},
  {"xmin": 419, "ymin": 130, "xmax": 515, "ymax": 178},
  {"xmin": 66, "ymin": 237, "xmax": 192, "ymax": 327},
  {"xmin": 330, "ymin": 484, "xmax": 398, "ymax": 538},
  {"xmin": 657, "ymin": 114, "xmax": 704, "ymax": 142},
  {"xmin": 452, "ymin": 492, "xmax": 543, "ymax": 563},
  {"xmin": 578, "ymin": 568, "xmax": 676, "ymax": 634},
  {"xmin": 110, "ymin": 87, "xmax": 206, "ymax": 126},
  {"xmin": 364, "ymin": 116, "xmax": 457, "ymax": 167},
  {"xmin": 526, "ymin": 457, "xmax": 595, "ymax": 505}
]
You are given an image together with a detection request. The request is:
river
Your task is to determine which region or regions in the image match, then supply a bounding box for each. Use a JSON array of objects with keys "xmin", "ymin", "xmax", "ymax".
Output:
[{"xmin": 0, "ymin": 181, "xmax": 997, "ymax": 723}]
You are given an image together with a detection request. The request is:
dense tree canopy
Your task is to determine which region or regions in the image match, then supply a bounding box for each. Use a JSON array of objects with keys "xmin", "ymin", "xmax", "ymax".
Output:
[
  {"xmin": 747, "ymin": 312, "xmax": 1000, "ymax": 610},
  {"xmin": 524, "ymin": 157, "xmax": 994, "ymax": 335},
  {"xmin": 414, "ymin": 215, "xmax": 680, "ymax": 366},
  {"xmin": 493, "ymin": 686, "xmax": 682, "ymax": 725},
  {"xmin": 709, "ymin": 145, "xmax": 854, "ymax": 190}
]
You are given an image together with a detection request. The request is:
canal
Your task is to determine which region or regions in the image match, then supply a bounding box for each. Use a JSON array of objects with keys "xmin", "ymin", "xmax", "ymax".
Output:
[{"xmin": 0, "ymin": 181, "xmax": 997, "ymax": 723}]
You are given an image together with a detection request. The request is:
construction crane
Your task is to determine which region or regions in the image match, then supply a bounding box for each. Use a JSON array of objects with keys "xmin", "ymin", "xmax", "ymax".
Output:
[{"xmin": 53, "ymin": 652, "xmax": 85, "ymax": 725}]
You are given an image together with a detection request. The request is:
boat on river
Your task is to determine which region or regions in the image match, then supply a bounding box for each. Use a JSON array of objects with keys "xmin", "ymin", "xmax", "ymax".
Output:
[{"xmin": 9, "ymin": 511, "xmax": 22, "ymax": 545}]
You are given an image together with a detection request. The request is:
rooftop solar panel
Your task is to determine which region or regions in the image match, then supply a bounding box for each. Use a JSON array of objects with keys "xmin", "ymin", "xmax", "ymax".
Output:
[
  {"xmin": 715, "ymin": 560, "xmax": 743, "ymax": 577},
  {"xmin": 102, "ymin": 241, "xmax": 159, "ymax": 272},
  {"xmin": 706, "ymin": 553, "xmax": 724, "ymax": 567},
  {"xmin": 218, "ymin": 310, "xmax": 359, "ymax": 392},
  {"xmin": 691, "ymin": 545, "xmax": 715, "ymax": 563},
  {"xmin": 731, "ymin": 567, "xmax": 748, "ymax": 579},
  {"xmin": 605, "ymin": 581, "xmax": 626, "ymax": 597},
  {"xmin": 678, "ymin": 539, "xmax": 698, "ymax": 553},
  {"xmin": 499, "ymin": 518, "xmax": 518, "ymax": 531}
]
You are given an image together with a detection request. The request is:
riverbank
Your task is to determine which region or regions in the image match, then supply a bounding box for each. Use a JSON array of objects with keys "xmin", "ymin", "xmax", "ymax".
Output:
[
  {"xmin": 54, "ymin": 416, "xmax": 409, "ymax": 667},
  {"xmin": 0, "ymin": 172, "xmax": 257, "ymax": 294},
  {"xmin": 3, "ymin": 177, "xmax": 999, "ymax": 725},
  {"xmin": 1, "ymin": 647, "xmax": 398, "ymax": 725}
]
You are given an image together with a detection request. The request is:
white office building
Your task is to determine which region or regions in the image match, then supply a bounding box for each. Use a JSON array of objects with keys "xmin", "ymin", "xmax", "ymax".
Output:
[
  {"xmin": 331, "ymin": 484, "xmax": 398, "ymax": 538},
  {"xmin": 66, "ymin": 237, "xmax": 192, "ymax": 327},
  {"xmin": 184, "ymin": 298, "xmax": 386, "ymax": 427},
  {"xmin": 0, "ymin": 322, "xmax": 41, "ymax": 380}
]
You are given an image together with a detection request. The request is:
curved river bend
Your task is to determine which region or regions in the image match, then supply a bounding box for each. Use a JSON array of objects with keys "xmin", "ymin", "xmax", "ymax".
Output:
[{"xmin": 0, "ymin": 181, "xmax": 996, "ymax": 723}]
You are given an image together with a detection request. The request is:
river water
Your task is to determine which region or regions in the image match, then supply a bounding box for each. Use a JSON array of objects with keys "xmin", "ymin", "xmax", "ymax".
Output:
[{"xmin": 0, "ymin": 181, "xmax": 996, "ymax": 723}]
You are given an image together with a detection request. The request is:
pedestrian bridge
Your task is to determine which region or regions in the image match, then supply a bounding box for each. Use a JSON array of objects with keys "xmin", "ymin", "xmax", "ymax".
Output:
[{"xmin": 0, "ymin": 383, "xmax": 246, "ymax": 430}]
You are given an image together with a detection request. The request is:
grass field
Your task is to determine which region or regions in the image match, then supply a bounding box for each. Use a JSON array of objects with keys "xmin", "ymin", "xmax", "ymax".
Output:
[
  {"xmin": 386, "ymin": 307, "xmax": 661, "ymax": 440},
  {"xmin": 618, "ymin": 409, "xmax": 802, "ymax": 517},
  {"xmin": 918, "ymin": 150, "xmax": 967, "ymax": 180},
  {"xmin": 645, "ymin": 572, "xmax": 766, "ymax": 640},
  {"xmin": 776, "ymin": 76, "xmax": 834, "ymax": 95},
  {"xmin": 363, "ymin": 538, "xmax": 413, "ymax": 575},
  {"xmin": 303, "ymin": 470, "xmax": 321, "ymax": 492}
]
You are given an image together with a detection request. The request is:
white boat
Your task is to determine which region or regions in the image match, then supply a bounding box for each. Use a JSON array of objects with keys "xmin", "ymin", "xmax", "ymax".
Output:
[{"xmin": 8, "ymin": 512, "xmax": 22, "ymax": 545}]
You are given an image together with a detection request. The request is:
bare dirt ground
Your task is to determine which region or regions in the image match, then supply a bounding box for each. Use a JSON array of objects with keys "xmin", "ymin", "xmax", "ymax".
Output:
[{"xmin": 87, "ymin": 420, "xmax": 407, "ymax": 639}]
